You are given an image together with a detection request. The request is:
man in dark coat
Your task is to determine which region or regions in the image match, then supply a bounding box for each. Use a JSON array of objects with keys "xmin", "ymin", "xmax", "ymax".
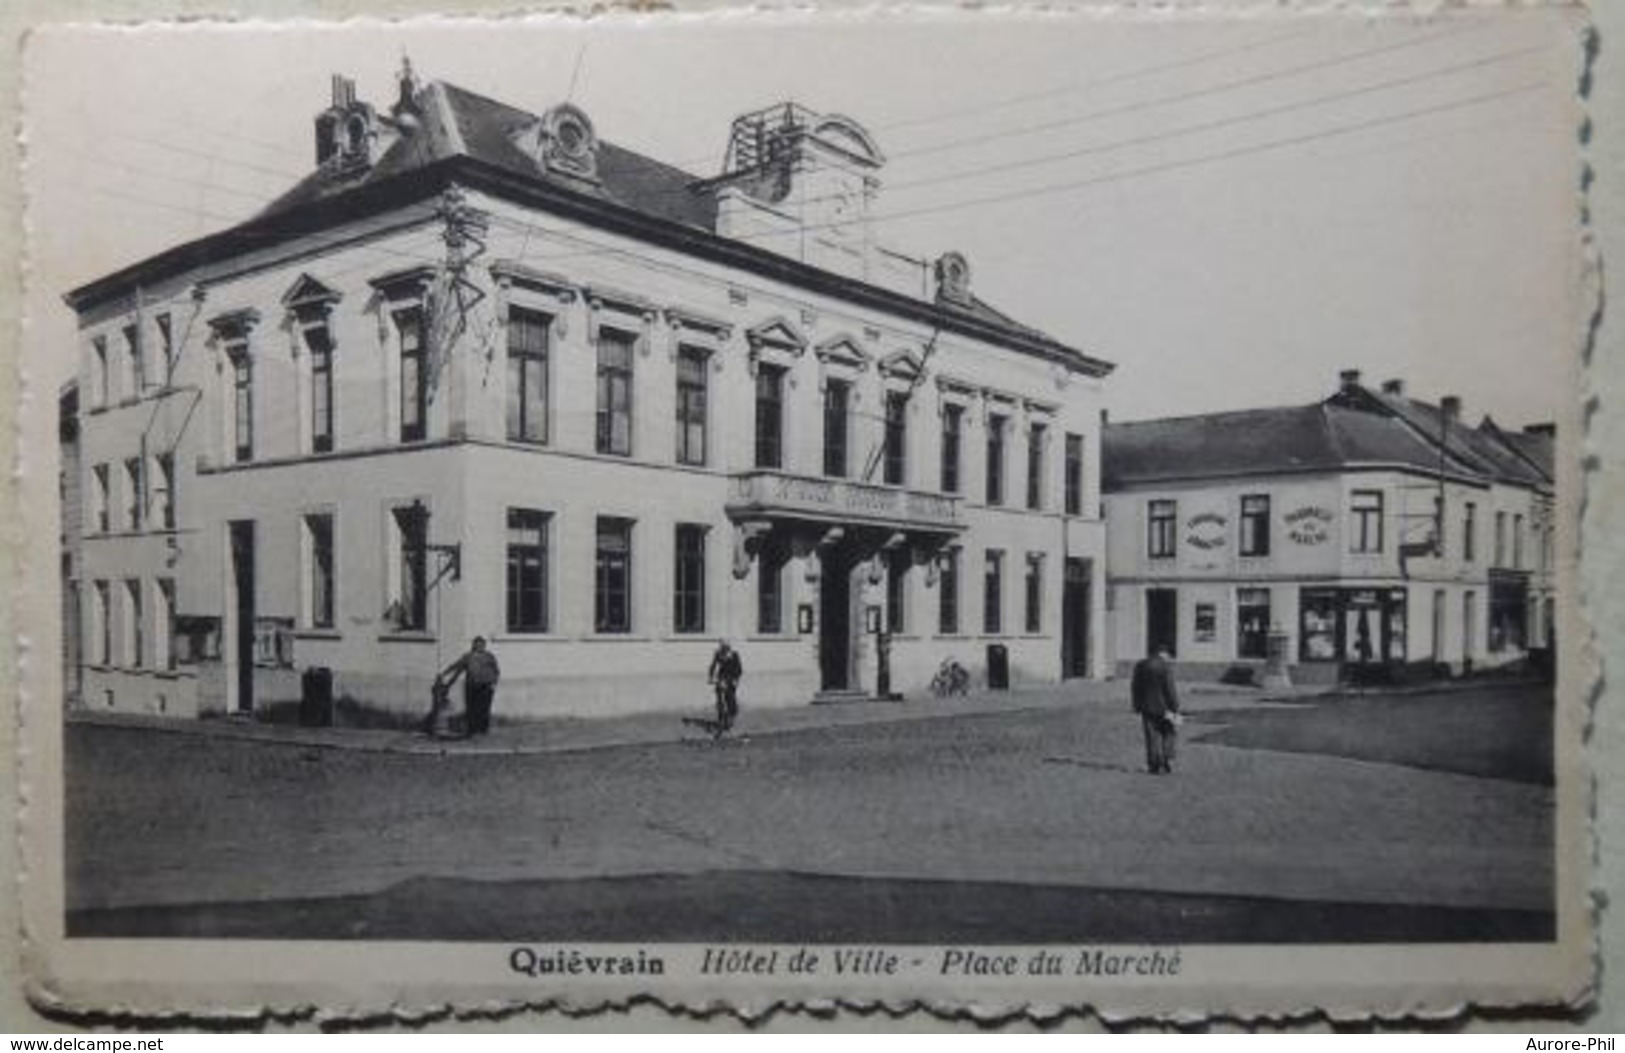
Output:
[
  {"xmin": 439, "ymin": 636, "xmax": 501, "ymax": 737},
  {"xmin": 1131, "ymin": 645, "xmax": 1181, "ymax": 774}
]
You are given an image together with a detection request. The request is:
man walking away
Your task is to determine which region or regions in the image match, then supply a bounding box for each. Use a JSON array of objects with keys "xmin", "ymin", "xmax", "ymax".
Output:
[
  {"xmin": 707, "ymin": 640, "xmax": 743, "ymax": 737},
  {"xmin": 1131, "ymin": 645, "xmax": 1181, "ymax": 774},
  {"xmin": 439, "ymin": 636, "xmax": 501, "ymax": 737}
]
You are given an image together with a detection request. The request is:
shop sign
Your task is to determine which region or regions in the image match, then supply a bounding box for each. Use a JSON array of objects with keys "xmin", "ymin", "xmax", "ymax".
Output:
[
  {"xmin": 1186, "ymin": 512, "xmax": 1227, "ymax": 550},
  {"xmin": 1285, "ymin": 505, "xmax": 1333, "ymax": 545}
]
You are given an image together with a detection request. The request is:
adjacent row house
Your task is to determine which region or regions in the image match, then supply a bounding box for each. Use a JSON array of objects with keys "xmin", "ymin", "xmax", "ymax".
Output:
[{"xmin": 1103, "ymin": 371, "xmax": 1556, "ymax": 683}]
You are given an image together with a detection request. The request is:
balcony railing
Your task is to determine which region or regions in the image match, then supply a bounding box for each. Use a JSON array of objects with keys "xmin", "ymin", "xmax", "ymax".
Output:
[{"xmin": 726, "ymin": 469, "xmax": 963, "ymax": 532}]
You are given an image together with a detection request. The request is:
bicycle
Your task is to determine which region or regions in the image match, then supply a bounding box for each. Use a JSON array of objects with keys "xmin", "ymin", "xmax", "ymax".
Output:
[{"xmin": 931, "ymin": 657, "xmax": 970, "ymax": 698}]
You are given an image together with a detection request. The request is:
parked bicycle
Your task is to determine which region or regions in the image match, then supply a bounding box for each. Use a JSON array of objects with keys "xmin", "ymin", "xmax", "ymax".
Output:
[{"xmin": 931, "ymin": 657, "xmax": 971, "ymax": 698}]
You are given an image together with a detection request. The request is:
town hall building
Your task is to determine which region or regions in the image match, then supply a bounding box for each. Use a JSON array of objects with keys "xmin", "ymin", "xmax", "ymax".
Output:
[{"xmin": 62, "ymin": 64, "xmax": 1114, "ymax": 721}]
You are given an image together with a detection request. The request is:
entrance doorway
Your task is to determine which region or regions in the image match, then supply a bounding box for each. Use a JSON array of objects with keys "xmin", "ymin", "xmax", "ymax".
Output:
[
  {"xmin": 229, "ymin": 520, "xmax": 255, "ymax": 714},
  {"xmin": 1146, "ymin": 587, "xmax": 1178, "ymax": 658},
  {"xmin": 1061, "ymin": 558, "xmax": 1090, "ymax": 678},
  {"xmin": 819, "ymin": 553, "xmax": 854, "ymax": 691}
]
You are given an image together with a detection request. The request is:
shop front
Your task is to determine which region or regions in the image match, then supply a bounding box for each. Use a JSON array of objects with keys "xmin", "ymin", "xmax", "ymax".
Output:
[{"xmin": 1299, "ymin": 586, "xmax": 1408, "ymax": 678}]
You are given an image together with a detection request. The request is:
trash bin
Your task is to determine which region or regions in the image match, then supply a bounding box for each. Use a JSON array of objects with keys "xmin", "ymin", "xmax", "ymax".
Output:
[
  {"xmin": 300, "ymin": 666, "xmax": 334, "ymax": 727},
  {"xmin": 986, "ymin": 644, "xmax": 1009, "ymax": 691}
]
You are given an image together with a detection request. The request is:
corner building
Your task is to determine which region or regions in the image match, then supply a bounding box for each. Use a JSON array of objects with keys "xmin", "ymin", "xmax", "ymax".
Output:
[
  {"xmin": 64, "ymin": 69, "xmax": 1113, "ymax": 720},
  {"xmin": 1102, "ymin": 372, "xmax": 1556, "ymax": 684}
]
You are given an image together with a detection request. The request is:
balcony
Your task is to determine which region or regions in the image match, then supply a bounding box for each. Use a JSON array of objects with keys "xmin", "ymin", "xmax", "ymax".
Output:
[{"xmin": 726, "ymin": 469, "xmax": 964, "ymax": 534}]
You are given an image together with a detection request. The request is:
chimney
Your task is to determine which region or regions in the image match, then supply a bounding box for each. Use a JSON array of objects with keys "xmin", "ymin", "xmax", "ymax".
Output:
[
  {"xmin": 1381, "ymin": 378, "xmax": 1405, "ymax": 396},
  {"xmin": 1524, "ymin": 422, "xmax": 1556, "ymax": 437},
  {"xmin": 1440, "ymin": 395, "xmax": 1461, "ymax": 421},
  {"xmin": 1339, "ymin": 369, "xmax": 1362, "ymax": 392}
]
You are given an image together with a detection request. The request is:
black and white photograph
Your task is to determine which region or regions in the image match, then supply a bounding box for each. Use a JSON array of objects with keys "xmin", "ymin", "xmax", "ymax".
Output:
[{"xmin": 17, "ymin": 5, "xmax": 1591, "ymax": 1016}]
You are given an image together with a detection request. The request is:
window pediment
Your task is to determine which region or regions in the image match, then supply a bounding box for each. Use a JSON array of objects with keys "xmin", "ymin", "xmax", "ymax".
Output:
[
  {"xmin": 814, "ymin": 334, "xmax": 870, "ymax": 372},
  {"xmin": 281, "ymin": 273, "xmax": 343, "ymax": 320},
  {"xmin": 207, "ymin": 308, "xmax": 260, "ymax": 348},
  {"xmin": 745, "ymin": 316, "xmax": 808, "ymax": 356},
  {"xmin": 878, "ymin": 348, "xmax": 924, "ymax": 384},
  {"xmin": 368, "ymin": 265, "xmax": 437, "ymax": 302}
]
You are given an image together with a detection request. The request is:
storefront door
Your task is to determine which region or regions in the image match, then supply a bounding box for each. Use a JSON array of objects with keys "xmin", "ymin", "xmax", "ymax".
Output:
[
  {"xmin": 1146, "ymin": 588, "xmax": 1177, "ymax": 658},
  {"xmin": 819, "ymin": 555, "xmax": 853, "ymax": 691},
  {"xmin": 1061, "ymin": 558, "xmax": 1090, "ymax": 678}
]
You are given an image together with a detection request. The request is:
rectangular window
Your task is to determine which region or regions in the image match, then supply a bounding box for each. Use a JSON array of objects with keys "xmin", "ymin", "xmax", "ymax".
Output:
[
  {"xmin": 92, "ymin": 336, "xmax": 109, "ymax": 406},
  {"xmin": 92, "ymin": 464, "xmax": 109, "ymax": 534},
  {"xmin": 306, "ymin": 324, "xmax": 335, "ymax": 453},
  {"xmin": 506, "ymin": 508, "xmax": 550, "ymax": 633},
  {"xmin": 938, "ymin": 550, "xmax": 960, "ymax": 635},
  {"xmin": 986, "ymin": 414, "xmax": 1007, "ymax": 505},
  {"xmin": 1194, "ymin": 603, "xmax": 1217, "ymax": 643},
  {"xmin": 1513, "ymin": 513, "xmax": 1524, "ymax": 569},
  {"xmin": 305, "ymin": 513, "xmax": 336, "ymax": 630},
  {"xmin": 675, "ymin": 347, "xmax": 708, "ymax": 466},
  {"xmin": 507, "ymin": 307, "xmax": 551, "ymax": 444},
  {"xmin": 1463, "ymin": 501, "xmax": 1477, "ymax": 562},
  {"xmin": 392, "ymin": 504, "xmax": 428, "ymax": 632},
  {"xmin": 754, "ymin": 364, "xmax": 785, "ymax": 469},
  {"xmin": 156, "ymin": 313, "xmax": 174, "ymax": 383},
  {"xmin": 1148, "ymin": 499, "xmax": 1177, "ymax": 559},
  {"xmin": 886, "ymin": 548, "xmax": 909, "ymax": 634},
  {"xmin": 594, "ymin": 330, "xmax": 635, "ymax": 456},
  {"xmin": 1064, "ymin": 433, "xmax": 1084, "ymax": 516},
  {"xmin": 124, "ymin": 458, "xmax": 142, "ymax": 532},
  {"xmin": 230, "ymin": 348, "xmax": 254, "ymax": 462},
  {"xmin": 396, "ymin": 308, "xmax": 427, "ymax": 443},
  {"xmin": 1494, "ymin": 511, "xmax": 1507, "ymax": 566},
  {"xmin": 1237, "ymin": 588, "xmax": 1271, "ymax": 659},
  {"xmin": 125, "ymin": 578, "xmax": 143, "ymax": 668},
  {"xmin": 1350, "ymin": 490, "xmax": 1384, "ymax": 554},
  {"xmin": 124, "ymin": 324, "xmax": 144, "ymax": 394},
  {"xmin": 983, "ymin": 550, "xmax": 1004, "ymax": 635},
  {"xmin": 673, "ymin": 523, "xmax": 707, "ymax": 634},
  {"xmin": 1024, "ymin": 553, "xmax": 1043, "ymax": 634},
  {"xmin": 757, "ymin": 545, "xmax": 784, "ymax": 635},
  {"xmin": 93, "ymin": 580, "xmax": 110, "ymax": 666},
  {"xmin": 883, "ymin": 391, "xmax": 909, "ymax": 486},
  {"xmin": 594, "ymin": 517, "xmax": 634, "ymax": 633},
  {"xmin": 823, "ymin": 380, "xmax": 850, "ymax": 478},
  {"xmin": 941, "ymin": 405, "xmax": 963, "ymax": 494},
  {"xmin": 157, "ymin": 577, "xmax": 177, "ymax": 672},
  {"xmin": 153, "ymin": 453, "xmax": 175, "ymax": 530},
  {"xmin": 1026, "ymin": 423, "xmax": 1047, "ymax": 510},
  {"xmin": 1240, "ymin": 494, "xmax": 1271, "ymax": 557}
]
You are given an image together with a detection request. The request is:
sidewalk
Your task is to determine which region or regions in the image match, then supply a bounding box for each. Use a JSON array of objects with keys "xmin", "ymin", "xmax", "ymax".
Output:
[
  {"xmin": 69, "ymin": 680, "xmax": 1131, "ymax": 758},
  {"xmin": 68, "ymin": 672, "xmax": 1473, "ymax": 758}
]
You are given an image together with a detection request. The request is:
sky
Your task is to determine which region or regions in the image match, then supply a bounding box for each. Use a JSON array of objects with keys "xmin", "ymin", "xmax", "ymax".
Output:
[{"xmin": 21, "ymin": 8, "xmax": 1584, "ymax": 426}]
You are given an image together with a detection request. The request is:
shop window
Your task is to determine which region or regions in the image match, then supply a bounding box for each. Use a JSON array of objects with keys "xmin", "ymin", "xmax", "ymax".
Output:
[
  {"xmin": 1194, "ymin": 603, "xmax": 1217, "ymax": 643},
  {"xmin": 1237, "ymin": 588, "xmax": 1270, "ymax": 659},
  {"xmin": 1300, "ymin": 588, "xmax": 1340, "ymax": 662}
]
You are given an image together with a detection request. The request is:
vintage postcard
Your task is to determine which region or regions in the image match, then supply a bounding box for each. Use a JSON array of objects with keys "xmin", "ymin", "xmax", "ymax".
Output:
[{"xmin": 15, "ymin": 4, "xmax": 1595, "ymax": 1022}]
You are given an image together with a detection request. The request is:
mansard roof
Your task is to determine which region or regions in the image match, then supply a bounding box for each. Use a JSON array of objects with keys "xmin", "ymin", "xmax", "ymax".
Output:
[{"xmin": 66, "ymin": 77, "xmax": 1110, "ymax": 378}]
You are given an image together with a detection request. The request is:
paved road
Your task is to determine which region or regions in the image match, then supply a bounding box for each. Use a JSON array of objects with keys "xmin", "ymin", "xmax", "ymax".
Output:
[{"xmin": 65, "ymin": 682, "xmax": 1555, "ymax": 942}]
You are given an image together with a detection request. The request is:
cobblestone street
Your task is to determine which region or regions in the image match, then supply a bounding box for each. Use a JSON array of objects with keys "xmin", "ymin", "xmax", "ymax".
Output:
[{"xmin": 65, "ymin": 680, "xmax": 1555, "ymax": 942}]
